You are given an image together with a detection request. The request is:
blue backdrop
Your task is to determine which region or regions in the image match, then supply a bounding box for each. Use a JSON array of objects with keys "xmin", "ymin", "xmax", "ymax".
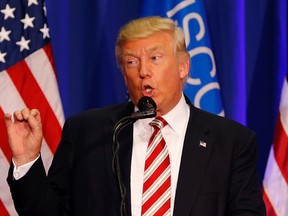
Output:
[{"xmin": 45, "ymin": 0, "xmax": 287, "ymax": 182}]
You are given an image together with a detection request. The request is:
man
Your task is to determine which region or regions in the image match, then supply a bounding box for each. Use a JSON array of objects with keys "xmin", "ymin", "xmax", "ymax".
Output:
[{"xmin": 5, "ymin": 16, "xmax": 266, "ymax": 215}]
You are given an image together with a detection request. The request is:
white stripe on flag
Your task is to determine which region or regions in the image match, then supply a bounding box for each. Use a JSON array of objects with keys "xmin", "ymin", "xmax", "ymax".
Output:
[
  {"xmin": 0, "ymin": 70, "xmax": 25, "ymax": 114},
  {"xmin": 263, "ymin": 147, "xmax": 288, "ymax": 216}
]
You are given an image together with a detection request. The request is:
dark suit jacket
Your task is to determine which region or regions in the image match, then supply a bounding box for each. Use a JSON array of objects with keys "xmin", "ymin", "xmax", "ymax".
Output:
[{"xmin": 7, "ymin": 98, "xmax": 266, "ymax": 216}]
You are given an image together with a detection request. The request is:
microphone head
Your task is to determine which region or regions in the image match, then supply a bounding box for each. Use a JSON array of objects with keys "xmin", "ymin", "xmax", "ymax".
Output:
[{"xmin": 138, "ymin": 96, "xmax": 157, "ymax": 112}]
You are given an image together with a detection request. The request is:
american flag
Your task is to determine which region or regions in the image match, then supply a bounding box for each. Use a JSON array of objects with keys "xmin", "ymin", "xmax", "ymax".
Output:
[
  {"xmin": 262, "ymin": 74, "xmax": 288, "ymax": 215},
  {"xmin": 0, "ymin": 0, "xmax": 64, "ymax": 215}
]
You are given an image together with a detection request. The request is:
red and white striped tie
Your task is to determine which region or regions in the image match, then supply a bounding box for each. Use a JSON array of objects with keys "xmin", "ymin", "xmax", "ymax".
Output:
[{"xmin": 141, "ymin": 117, "xmax": 171, "ymax": 216}]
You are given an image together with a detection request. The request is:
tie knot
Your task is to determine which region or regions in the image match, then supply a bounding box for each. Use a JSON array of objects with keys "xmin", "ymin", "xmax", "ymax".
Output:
[{"xmin": 149, "ymin": 117, "xmax": 168, "ymax": 129}]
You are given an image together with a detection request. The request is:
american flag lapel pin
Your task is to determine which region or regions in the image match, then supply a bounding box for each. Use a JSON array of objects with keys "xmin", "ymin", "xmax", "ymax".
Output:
[{"xmin": 199, "ymin": 140, "xmax": 207, "ymax": 148}]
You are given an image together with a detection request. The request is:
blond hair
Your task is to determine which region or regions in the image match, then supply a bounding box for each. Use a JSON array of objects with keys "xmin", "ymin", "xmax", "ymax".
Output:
[{"xmin": 115, "ymin": 16, "xmax": 189, "ymax": 65}]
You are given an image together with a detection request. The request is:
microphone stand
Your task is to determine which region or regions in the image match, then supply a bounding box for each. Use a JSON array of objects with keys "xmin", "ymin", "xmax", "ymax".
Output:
[{"xmin": 112, "ymin": 110, "xmax": 156, "ymax": 216}]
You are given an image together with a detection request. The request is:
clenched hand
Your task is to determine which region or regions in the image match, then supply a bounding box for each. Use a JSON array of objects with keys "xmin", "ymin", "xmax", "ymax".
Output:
[{"xmin": 4, "ymin": 108, "xmax": 43, "ymax": 167}]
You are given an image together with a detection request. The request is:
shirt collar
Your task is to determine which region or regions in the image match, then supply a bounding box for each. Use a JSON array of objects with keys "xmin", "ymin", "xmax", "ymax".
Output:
[
  {"xmin": 161, "ymin": 94, "xmax": 190, "ymax": 134},
  {"xmin": 134, "ymin": 93, "xmax": 190, "ymax": 135}
]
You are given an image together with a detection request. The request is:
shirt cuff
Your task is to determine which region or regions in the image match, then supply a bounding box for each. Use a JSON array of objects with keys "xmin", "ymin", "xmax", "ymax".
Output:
[{"xmin": 12, "ymin": 155, "xmax": 40, "ymax": 180}]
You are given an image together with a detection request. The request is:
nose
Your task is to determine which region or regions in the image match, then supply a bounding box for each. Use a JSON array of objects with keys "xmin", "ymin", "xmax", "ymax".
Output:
[{"xmin": 139, "ymin": 61, "xmax": 150, "ymax": 78}]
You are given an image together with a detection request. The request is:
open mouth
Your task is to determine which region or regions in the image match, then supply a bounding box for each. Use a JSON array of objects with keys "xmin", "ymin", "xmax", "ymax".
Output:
[
  {"xmin": 144, "ymin": 85, "xmax": 152, "ymax": 93},
  {"xmin": 142, "ymin": 85, "xmax": 153, "ymax": 95}
]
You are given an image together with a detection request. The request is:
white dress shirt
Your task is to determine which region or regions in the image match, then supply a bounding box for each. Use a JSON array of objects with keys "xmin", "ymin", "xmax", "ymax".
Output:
[
  {"xmin": 12, "ymin": 155, "xmax": 40, "ymax": 180},
  {"xmin": 131, "ymin": 94, "xmax": 190, "ymax": 216}
]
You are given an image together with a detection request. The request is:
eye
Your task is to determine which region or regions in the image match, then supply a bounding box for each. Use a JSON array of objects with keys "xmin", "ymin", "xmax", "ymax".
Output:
[
  {"xmin": 151, "ymin": 56, "xmax": 160, "ymax": 61},
  {"xmin": 125, "ymin": 58, "xmax": 139, "ymax": 67},
  {"xmin": 150, "ymin": 55, "xmax": 163, "ymax": 63}
]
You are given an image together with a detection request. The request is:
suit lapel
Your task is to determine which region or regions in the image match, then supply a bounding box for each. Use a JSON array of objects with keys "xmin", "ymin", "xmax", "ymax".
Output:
[{"xmin": 173, "ymin": 105, "xmax": 213, "ymax": 216}]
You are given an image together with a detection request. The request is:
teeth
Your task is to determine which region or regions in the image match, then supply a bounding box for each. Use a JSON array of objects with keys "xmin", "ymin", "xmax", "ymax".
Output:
[
  {"xmin": 144, "ymin": 85, "xmax": 152, "ymax": 93},
  {"xmin": 145, "ymin": 88, "xmax": 152, "ymax": 93}
]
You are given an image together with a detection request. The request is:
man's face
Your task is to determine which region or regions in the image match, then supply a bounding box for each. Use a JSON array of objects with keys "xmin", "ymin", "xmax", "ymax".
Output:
[{"xmin": 121, "ymin": 31, "xmax": 189, "ymax": 116}]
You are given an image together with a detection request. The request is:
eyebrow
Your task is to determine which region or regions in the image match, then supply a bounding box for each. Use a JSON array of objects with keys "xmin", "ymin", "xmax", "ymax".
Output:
[
  {"xmin": 122, "ymin": 50, "xmax": 137, "ymax": 57},
  {"xmin": 123, "ymin": 45, "xmax": 167, "ymax": 57}
]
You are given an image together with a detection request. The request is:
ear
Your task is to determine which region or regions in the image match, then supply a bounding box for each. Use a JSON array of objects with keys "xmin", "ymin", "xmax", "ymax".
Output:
[{"xmin": 179, "ymin": 56, "xmax": 190, "ymax": 79}]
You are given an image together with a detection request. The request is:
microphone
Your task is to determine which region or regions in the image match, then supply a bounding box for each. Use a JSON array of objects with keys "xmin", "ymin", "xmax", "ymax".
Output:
[
  {"xmin": 112, "ymin": 96, "xmax": 157, "ymax": 216},
  {"xmin": 130, "ymin": 96, "xmax": 157, "ymax": 120},
  {"xmin": 138, "ymin": 96, "xmax": 157, "ymax": 112}
]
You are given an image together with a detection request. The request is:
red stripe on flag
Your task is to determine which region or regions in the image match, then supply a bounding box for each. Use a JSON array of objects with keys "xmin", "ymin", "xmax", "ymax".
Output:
[
  {"xmin": 0, "ymin": 199, "xmax": 9, "ymax": 216},
  {"xmin": 273, "ymin": 114, "xmax": 288, "ymax": 184},
  {"xmin": 7, "ymin": 60, "xmax": 61, "ymax": 154},
  {"xmin": 262, "ymin": 189, "xmax": 277, "ymax": 216},
  {"xmin": 0, "ymin": 108, "xmax": 12, "ymax": 161}
]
